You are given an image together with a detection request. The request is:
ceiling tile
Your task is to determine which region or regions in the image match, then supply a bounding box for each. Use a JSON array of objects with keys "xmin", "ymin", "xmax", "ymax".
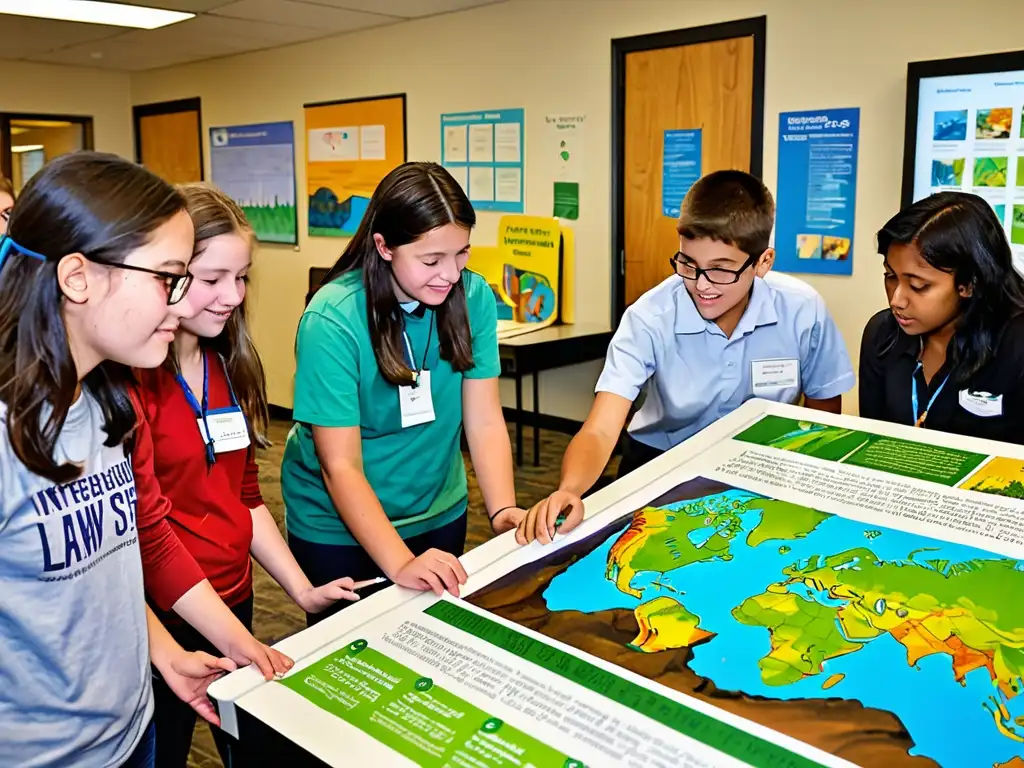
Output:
[
  {"xmin": 300, "ymin": 0, "xmax": 506, "ymax": 19},
  {"xmin": 112, "ymin": 13, "xmax": 329, "ymax": 49},
  {"xmin": 210, "ymin": 0, "xmax": 398, "ymax": 31},
  {"xmin": 30, "ymin": 41, "xmax": 214, "ymax": 72},
  {"xmin": 117, "ymin": 0, "xmax": 236, "ymax": 11},
  {"xmin": 0, "ymin": 16, "xmax": 124, "ymax": 57}
]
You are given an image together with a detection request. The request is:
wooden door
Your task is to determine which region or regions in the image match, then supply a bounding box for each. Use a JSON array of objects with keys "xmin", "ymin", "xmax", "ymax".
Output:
[
  {"xmin": 622, "ymin": 35, "xmax": 757, "ymax": 306},
  {"xmin": 134, "ymin": 99, "xmax": 203, "ymax": 184}
]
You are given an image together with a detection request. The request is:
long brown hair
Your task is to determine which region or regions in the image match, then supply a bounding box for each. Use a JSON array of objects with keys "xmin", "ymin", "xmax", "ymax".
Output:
[
  {"xmin": 178, "ymin": 183, "xmax": 270, "ymax": 447},
  {"xmin": 0, "ymin": 152, "xmax": 185, "ymax": 483},
  {"xmin": 318, "ymin": 162, "xmax": 477, "ymax": 386}
]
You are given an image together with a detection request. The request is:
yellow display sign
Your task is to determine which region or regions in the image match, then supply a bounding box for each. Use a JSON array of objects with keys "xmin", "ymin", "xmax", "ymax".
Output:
[{"xmin": 469, "ymin": 215, "xmax": 570, "ymax": 338}]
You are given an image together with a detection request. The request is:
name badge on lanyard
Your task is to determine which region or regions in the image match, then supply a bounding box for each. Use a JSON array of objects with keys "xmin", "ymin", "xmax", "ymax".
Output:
[
  {"xmin": 177, "ymin": 352, "xmax": 250, "ymax": 463},
  {"xmin": 199, "ymin": 407, "xmax": 251, "ymax": 453},
  {"xmin": 399, "ymin": 312, "xmax": 436, "ymax": 429}
]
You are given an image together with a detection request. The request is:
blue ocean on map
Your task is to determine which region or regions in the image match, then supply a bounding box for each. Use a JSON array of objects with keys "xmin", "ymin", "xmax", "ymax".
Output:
[{"xmin": 543, "ymin": 488, "xmax": 1024, "ymax": 767}]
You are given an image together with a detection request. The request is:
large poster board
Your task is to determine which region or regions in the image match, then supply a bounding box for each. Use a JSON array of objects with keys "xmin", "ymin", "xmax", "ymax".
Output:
[
  {"xmin": 210, "ymin": 400, "xmax": 1024, "ymax": 767},
  {"xmin": 902, "ymin": 50, "xmax": 1024, "ymax": 271},
  {"xmin": 209, "ymin": 121, "xmax": 298, "ymax": 245},
  {"xmin": 305, "ymin": 94, "xmax": 406, "ymax": 238},
  {"xmin": 441, "ymin": 108, "xmax": 525, "ymax": 213}
]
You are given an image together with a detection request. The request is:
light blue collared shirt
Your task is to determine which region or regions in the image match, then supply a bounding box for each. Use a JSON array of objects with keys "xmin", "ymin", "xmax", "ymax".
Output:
[{"xmin": 596, "ymin": 272, "xmax": 855, "ymax": 450}]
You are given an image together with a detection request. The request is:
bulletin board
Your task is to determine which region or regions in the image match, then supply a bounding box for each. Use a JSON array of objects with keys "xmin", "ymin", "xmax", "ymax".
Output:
[
  {"xmin": 304, "ymin": 94, "xmax": 406, "ymax": 238},
  {"xmin": 209, "ymin": 121, "xmax": 298, "ymax": 245},
  {"xmin": 441, "ymin": 108, "xmax": 525, "ymax": 213}
]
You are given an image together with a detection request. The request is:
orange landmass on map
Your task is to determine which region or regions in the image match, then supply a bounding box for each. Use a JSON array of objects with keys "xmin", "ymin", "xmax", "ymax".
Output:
[
  {"xmin": 995, "ymin": 756, "xmax": 1024, "ymax": 767},
  {"xmin": 890, "ymin": 617, "xmax": 995, "ymax": 682},
  {"xmin": 822, "ymin": 673, "xmax": 845, "ymax": 690}
]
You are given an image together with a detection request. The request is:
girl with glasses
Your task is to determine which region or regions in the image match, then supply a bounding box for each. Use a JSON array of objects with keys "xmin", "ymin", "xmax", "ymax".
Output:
[
  {"xmin": 132, "ymin": 184, "xmax": 363, "ymax": 767},
  {"xmin": 0, "ymin": 152, "xmax": 234, "ymax": 768},
  {"xmin": 0, "ymin": 175, "xmax": 14, "ymax": 234}
]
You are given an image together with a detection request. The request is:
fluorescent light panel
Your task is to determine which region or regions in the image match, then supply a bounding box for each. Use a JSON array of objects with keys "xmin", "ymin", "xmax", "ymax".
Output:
[
  {"xmin": 12, "ymin": 145, "xmax": 45, "ymax": 153},
  {"xmin": 0, "ymin": 0, "xmax": 194, "ymax": 30}
]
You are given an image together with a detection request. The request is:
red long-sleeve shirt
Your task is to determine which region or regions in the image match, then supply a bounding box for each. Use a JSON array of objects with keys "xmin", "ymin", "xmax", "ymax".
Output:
[{"xmin": 133, "ymin": 354, "xmax": 261, "ymax": 612}]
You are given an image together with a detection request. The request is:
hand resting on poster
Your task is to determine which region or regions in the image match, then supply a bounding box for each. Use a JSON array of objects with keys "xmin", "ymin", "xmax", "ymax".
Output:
[{"xmin": 516, "ymin": 490, "xmax": 584, "ymax": 545}]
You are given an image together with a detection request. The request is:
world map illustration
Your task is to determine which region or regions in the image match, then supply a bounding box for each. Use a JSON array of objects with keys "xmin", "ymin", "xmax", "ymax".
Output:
[{"xmin": 470, "ymin": 477, "xmax": 1024, "ymax": 768}]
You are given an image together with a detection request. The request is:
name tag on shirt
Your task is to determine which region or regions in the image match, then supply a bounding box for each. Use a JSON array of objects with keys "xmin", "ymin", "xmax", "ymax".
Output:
[
  {"xmin": 751, "ymin": 358, "xmax": 800, "ymax": 393},
  {"xmin": 399, "ymin": 370, "xmax": 436, "ymax": 428},
  {"xmin": 959, "ymin": 389, "xmax": 1003, "ymax": 418},
  {"xmin": 198, "ymin": 406, "xmax": 251, "ymax": 454}
]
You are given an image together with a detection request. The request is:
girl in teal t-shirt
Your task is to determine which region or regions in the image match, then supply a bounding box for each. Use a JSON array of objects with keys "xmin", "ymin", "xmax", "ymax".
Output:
[{"xmin": 283, "ymin": 162, "xmax": 525, "ymax": 624}]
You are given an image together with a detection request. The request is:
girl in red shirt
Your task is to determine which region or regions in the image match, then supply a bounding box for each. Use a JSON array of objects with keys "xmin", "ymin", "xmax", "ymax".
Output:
[{"xmin": 134, "ymin": 184, "xmax": 361, "ymax": 767}]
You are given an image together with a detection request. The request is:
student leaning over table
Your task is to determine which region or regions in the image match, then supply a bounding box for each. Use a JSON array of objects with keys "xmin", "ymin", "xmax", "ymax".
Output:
[
  {"xmin": 282, "ymin": 162, "xmax": 530, "ymax": 626},
  {"xmin": 860, "ymin": 191, "xmax": 1024, "ymax": 442},
  {"xmin": 518, "ymin": 170, "xmax": 855, "ymax": 544},
  {"xmin": 0, "ymin": 153, "xmax": 235, "ymax": 768},
  {"xmin": 131, "ymin": 184, "xmax": 366, "ymax": 768}
]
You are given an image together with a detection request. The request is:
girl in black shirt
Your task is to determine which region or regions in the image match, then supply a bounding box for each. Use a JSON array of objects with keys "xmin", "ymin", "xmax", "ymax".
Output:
[{"xmin": 860, "ymin": 191, "xmax": 1024, "ymax": 443}]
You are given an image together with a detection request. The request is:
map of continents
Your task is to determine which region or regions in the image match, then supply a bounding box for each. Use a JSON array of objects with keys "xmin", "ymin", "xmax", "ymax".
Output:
[{"xmin": 541, "ymin": 478, "xmax": 1024, "ymax": 768}]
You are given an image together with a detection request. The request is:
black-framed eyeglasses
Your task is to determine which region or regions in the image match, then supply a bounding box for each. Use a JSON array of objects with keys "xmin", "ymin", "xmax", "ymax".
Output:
[
  {"xmin": 669, "ymin": 251, "xmax": 759, "ymax": 285},
  {"xmin": 1, "ymin": 207, "xmax": 10, "ymax": 223},
  {"xmin": 88, "ymin": 255, "xmax": 193, "ymax": 305}
]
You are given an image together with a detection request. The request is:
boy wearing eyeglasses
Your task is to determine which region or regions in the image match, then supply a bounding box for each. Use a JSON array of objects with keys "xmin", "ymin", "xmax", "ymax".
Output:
[{"xmin": 516, "ymin": 169, "xmax": 854, "ymax": 545}]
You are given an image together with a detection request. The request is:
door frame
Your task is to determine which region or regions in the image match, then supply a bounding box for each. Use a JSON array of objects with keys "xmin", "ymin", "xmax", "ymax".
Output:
[
  {"xmin": 0, "ymin": 111, "xmax": 95, "ymax": 182},
  {"xmin": 610, "ymin": 16, "xmax": 767, "ymax": 324},
  {"xmin": 132, "ymin": 97, "xmax": 204, "ymax": 180}
]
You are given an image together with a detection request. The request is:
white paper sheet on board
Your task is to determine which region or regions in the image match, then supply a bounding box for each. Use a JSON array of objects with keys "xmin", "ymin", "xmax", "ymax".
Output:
[
  {"xmin": 468, "ymin": 123, "xmax": 494, "ymax": 163},
  {"xmin": 308, "ymin": 127, "xmax": 358, "ymax": 162},
  {"xmin": 443, "ymin": 124, "xmax": 468, "ymax": 164},
  {"xmin": 494, "ymin": 122, "xmax": 521, "ymax": 162},
  {"xmin": 444, "ymin": 164, "xmax": 469, "ymax": 194},
  {"xmin": 494, "ymin": 167, "xmax": 521, "ymax": 203},
  {"xmin": 469, "ymin": 166, "xmax": 494, "ymax": 201},
  {"xmin": 359, "ymin": 125, "xmax": 386, "ymax": 160}
]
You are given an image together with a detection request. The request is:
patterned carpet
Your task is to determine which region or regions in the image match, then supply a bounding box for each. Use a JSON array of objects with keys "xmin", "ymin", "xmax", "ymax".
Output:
[{"xmin": 187, "ymin": 419, "xmax": 619, "ymax": 767}]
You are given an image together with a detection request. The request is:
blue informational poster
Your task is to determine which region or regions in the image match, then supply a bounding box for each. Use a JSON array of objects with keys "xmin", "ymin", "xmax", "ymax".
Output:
[
  {"xmin": 440, "ymin": 108, "xmax": 524, "ymax": 213},
  {"xmin": 775, "ymin": 108, "xmax": 860, "ymax": 276},
  {"xmin": 662, "ymin": 129, "xmax": 702, "ymax": 217},
  {"xmin": 209, "ymin": 121, "xmax": 297, "ymax": 244}
]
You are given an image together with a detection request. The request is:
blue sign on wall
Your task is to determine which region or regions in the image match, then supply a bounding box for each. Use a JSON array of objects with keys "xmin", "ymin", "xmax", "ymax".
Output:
[
  {"xmin": 662, "ymin": 129, "xmax": 702, "ymax": 217},
  {"xmin": 774, "ymin": 108, "xmax": 860, "ymax": 276}
]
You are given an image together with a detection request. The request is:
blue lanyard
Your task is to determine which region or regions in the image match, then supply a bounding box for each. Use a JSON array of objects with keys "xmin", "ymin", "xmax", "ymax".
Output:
[
  {"xmin": 176, "ymin": 352, "xmax": 240, "ymax": 464},
  {"xmin": 911, "ymin": 362, "xmax": 950, "ymax": 428},
  {"xmin": 401, "ymin": 311, "xmax": 434, "ymax": 387}
]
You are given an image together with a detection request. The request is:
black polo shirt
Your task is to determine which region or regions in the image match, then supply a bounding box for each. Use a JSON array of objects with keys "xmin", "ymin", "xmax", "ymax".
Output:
[{"xmin": 859, "ymin": 309, "xmax": 1024, "ymax": 444}]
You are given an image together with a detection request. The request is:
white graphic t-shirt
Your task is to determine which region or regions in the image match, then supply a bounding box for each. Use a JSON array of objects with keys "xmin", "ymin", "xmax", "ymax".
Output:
[{"xmin": 0, "ymin": 392, "xmax": 152, "ymax": 767}]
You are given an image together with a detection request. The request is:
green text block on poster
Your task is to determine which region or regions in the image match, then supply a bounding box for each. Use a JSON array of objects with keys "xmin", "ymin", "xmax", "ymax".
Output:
[
  {"xmin": 733, "ymin": 415, "xmax": 987, "ymax": 486},
  {"xmin": 280, "ymin": 639, "xmax": 583, "ymax": 768},
  {"xmin": 426, "ymin": 601, "xmax": 823, "ymax": 768}
]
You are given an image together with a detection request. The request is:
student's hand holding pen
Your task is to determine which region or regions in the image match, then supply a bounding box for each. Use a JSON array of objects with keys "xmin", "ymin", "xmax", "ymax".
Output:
[{"xmin": 516, "ymin": 490, "xmax": 584, "ymax": 545}]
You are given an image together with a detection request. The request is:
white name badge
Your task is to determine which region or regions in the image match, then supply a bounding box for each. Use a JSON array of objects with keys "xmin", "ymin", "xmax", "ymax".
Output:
[
  {"xmin": 751, "ymin": 358, "xmax": 800, "ymax": 392},
  {"xmin": 958, "ymin": 389, "xmax": 1003, "ymax": 418},
  {"xmin": 198, "ymin": 406, "xmax": 251, "ymax": 454},
  {"xmin": 399, "ymin": 370, "xmax": 436, "ymax": 428}
]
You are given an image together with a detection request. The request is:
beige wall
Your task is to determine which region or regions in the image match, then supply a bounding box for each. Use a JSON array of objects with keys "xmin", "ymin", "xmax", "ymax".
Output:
[
  {"xmin": 130, "ymin": 0, "xmax": 1024, "ymax": 417},
  {"xmin": 0, "ymin": 60, "xmax": 133, "ymax": 159}
]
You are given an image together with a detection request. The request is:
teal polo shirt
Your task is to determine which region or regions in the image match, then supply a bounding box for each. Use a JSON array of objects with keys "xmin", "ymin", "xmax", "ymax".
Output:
[{"xmin": 282, "ymin": 269, "xmax": 500, "ymax": 546}]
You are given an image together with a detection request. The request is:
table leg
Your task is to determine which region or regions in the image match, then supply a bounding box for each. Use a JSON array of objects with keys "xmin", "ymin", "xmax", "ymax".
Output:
[
  {"xmin": 532, "ymin": 370, "xmax": 540, "ymax": 467},
  {"xmin": 515, "ymin": 373, "xmax": 523, "ymax": 466}
]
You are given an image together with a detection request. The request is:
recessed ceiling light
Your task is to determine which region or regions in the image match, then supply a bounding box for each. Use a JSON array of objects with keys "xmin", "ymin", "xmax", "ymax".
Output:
[{"xmin": 0, "ymin": 0, "xmax": 194, "ymax": 30}]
